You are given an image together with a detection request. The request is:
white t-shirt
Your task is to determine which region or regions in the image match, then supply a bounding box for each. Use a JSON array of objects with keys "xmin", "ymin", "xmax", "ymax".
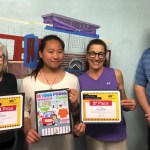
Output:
[{"xmin": 19, "ymin": 71, "xmax": 79, "ymax": 150}]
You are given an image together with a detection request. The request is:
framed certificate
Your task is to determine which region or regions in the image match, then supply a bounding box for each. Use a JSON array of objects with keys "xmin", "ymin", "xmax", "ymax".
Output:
[
  {"xmin": 0, "ymin": 93, "xmax": 24, "ymax": 131},
  {"xmin": 81, "ymin": 90, "xmax": 121, "ymax": 123},
  {"xmin": 35, "ymin": 88, "xmax": 72, "ymax": 137}
]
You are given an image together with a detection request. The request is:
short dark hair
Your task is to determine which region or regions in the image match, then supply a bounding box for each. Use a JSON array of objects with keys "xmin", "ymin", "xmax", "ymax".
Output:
[{"xmin": 87, "ymin": 39, "xmax": 107, "ymax": 54}]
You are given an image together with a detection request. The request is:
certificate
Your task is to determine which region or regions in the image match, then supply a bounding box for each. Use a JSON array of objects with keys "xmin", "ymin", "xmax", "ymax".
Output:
[
  {"xmin": 0, "ymin": 93, "xmax": 24, "ymax": 131},
  {"xmin": 35, "ymin": 89, "xmax": 72, "ymax": 137},
  {"xmin": 81, "ymin": 90, "xmax": 121, "ymax": 123}
]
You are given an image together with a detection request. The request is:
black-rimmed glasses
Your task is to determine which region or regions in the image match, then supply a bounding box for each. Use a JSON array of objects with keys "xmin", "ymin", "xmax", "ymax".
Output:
[{"xmin": 87, "ymin": 51, "xmax": 106, "ymax": 58}]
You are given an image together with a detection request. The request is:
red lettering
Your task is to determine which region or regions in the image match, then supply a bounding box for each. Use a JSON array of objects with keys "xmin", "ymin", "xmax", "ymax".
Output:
[
  {"xmin": 0, "ymin": 105, "xmax": 16, "ymax": 112},
  {"xmin": 90, "ymin": 100, "xmax": 112, "ymax": 106}
]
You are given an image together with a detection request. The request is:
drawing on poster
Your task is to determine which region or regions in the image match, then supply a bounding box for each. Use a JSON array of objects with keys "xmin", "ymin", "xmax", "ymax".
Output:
[{"xmin": 35, "ymin": 89, "xmax": 72, "ymax": 136}]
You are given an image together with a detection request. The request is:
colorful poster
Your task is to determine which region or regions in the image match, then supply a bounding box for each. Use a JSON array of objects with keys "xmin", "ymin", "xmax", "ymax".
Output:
[
  {"xmin": 0, "ymin": 94, "xmax": 24, "ymax": 131},
  {"xmin": 35, "ymin": 89, "xmax": 72, "ymax": 136},
  {"xmin": 81, "ymin": 90, "xmax": 121, "ymax": 123}
]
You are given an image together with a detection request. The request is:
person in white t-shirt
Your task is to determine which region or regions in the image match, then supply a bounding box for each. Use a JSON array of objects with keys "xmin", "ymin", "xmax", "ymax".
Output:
[{"xmin": 19, "ymin": 35, "xmax": 85, "ymax": 150}]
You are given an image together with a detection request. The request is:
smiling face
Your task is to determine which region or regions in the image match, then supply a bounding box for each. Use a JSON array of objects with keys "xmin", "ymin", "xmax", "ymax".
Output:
[
  {"xmin": 39, "ymin": 39, "xmax": 64, "ymax": 70},
  {"xmin": 86, "ymin": 44, "xmax": 106, "ymax": 71}
]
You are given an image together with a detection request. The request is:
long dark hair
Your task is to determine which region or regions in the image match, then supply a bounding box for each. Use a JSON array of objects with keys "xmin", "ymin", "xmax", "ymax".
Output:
[
  {"xmin": 86, "ymin": 38, "xmax": 108, "ymax": 70},
  {"xmin": 31, "ymin": 35, "xmax": 65, "ymax": 79}
]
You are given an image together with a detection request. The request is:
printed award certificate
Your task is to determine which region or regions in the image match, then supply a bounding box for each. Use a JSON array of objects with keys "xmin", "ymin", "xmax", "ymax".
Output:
[
  {"xmin": 35, "ymin": 89, "xmax": 72, "ymax": 137},
  {"xmin": 0, "ymin": 93, "xmax": 24, "ymax": 131},
  {"xmin": 81, "ymin": 90, "xmax": 121, "ymax": 123}
]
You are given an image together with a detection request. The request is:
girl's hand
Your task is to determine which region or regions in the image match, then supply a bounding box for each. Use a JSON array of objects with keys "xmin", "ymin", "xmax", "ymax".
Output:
[
  {"xmin": 74, "ymin": 122, "xmax": 86, "ymax": 136},
  {"xmin": 68, "ymin": 89, "xmax": 79, "ymax": 109},
  {"xmin": 26, "ymin": 128, "xmax": 41, "ymax": 144}
]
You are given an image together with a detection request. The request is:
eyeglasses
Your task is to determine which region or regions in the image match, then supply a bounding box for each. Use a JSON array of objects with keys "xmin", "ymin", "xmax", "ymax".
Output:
[
  {"xmin": 87, "ymin": 51, "xmax": 106, "ymax": 58},
  {"xmin": 0, "ymin": 55, "xmax": 4, "ymax": 61}
]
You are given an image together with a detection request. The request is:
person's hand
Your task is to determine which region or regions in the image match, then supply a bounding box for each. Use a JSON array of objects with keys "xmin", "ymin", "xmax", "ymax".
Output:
[
  {"xmin": 74, "ymin": 122, "xmax": 86, "ymax": 136},
  {"xmin": 26, "ymin": 128, "xmax": 41, "ymax": 144},
  {"xmin": 68, "ymin": 89, "xmax": 79, "ymax": 108},
  {"xmin": 145, "ymin": 114, "xmax": 150, "ymax": 126},
  {"xmin": 121, "ymin": 99, "xmax": 136, "ymax": 111}
]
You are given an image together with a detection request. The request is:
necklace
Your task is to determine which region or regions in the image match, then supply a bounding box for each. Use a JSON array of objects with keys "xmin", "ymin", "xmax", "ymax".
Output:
[{"xmin": 42, "ymin": 70, "xmax": 58, "ymax": 90}]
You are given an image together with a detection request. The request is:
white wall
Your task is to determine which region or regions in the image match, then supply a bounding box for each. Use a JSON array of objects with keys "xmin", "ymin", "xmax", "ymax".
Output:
[{"xmin": 1, "ymin": 0, "xmax": 150, "ymax": 149}]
